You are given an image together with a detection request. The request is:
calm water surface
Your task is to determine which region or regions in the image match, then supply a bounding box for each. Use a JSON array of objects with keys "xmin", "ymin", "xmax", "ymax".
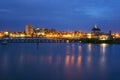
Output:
[{"xmin": 0, "ymin": 43, "xmax": 120, "ymax": 80}]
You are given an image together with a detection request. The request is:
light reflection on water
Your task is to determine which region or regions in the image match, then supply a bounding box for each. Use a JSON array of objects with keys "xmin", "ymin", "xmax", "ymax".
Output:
[
  {"xmin": 0, "ymin": 43, "xmax": 120, "ymax": 80},
  {"xmin": 100, "ymin": 43, "xmax": 108, "ymax": 54},
  {"xmin": 100, "ymin": 44, "xmax": 108, "ymax": 69},
  {"xmin": 86, "ymin": 44, "xmax": 92, "ymax": 67}
]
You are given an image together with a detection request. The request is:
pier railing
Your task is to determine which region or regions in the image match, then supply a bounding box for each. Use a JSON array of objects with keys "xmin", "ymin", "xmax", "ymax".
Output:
[
  {"xmin": 0, "ymin": 38, "xmax": 120, "ymax": 44},
  {"xmin": 0, "ymin": 38, "xmax": 80, "ymax": 43}
]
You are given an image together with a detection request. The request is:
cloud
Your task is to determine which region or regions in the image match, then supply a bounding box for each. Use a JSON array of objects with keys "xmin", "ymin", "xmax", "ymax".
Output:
[{"xmin": 83, "ymin": 6, "xmax": 113, "ymax": 19}]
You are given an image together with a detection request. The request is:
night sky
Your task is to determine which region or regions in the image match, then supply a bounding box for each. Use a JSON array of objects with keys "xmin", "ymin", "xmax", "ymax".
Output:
[{"xmin": 0, "ymin": 0, "xmax": 120, "ymax": 32}]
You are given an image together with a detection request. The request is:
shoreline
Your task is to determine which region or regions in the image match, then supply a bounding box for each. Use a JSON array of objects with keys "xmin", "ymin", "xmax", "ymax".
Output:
[{"xmin": 0, "ymin": 38, "xmax": 120, "ymax": 44}]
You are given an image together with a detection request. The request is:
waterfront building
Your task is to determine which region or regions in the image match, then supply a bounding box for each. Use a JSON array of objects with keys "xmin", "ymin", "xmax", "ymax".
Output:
[
  {"xmin": 91, "ymin": 24, "xmax": 101, "ymax": 35},
  {"xmin": 9, "ymin": 32, "xmax": 26, "ymax": 38},
  {"xmin": 85, "ymin": 25, "xmax": 101, "ymax": 39},
  {"xmin": 0, "ymin": 32, "xmax": 5, "ymax": 37},
  {"xmin": 85, "ymin": 25, "xmax": 113, "ymax": 40},
  {"xmin": 34, "ymin": 28, "xmax": 49, "ymax": 37},
  {"xmin": 112, "ymin": 33, "xmax": 120, "ymax": 38},
  {"xmin": 74, "ymin": 30, "xmax": 83, "ymax": 38},
  {"xmin": 99, "ymin": 33, "xmax": 113, "ymax": 40},
  {"xmin": 99, "ymin": 35, "xmax": 110, "ymax": 40},
  {"xmin": 25, "ymin": 25, "xmax": 34, "ymax": 37},
  {"xmin": 4, "ymin": 31, "xmax": 9, "ymax": 37},
  {"xmin": 9, "ymin": 32, "xmax": 19, "ymax": 38}
]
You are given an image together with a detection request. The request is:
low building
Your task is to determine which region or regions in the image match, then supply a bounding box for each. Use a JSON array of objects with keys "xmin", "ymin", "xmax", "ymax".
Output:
[
  {"xmin": 9, "ymin": 32, "xmax": 26, "ymax": 38},
  {"xmin": 0, "ymin": 32, "xmax": 5, "ymax": 38},
  {"xmin": 34, "ymin": 28, "xmax": 49, "ymax": 37}
]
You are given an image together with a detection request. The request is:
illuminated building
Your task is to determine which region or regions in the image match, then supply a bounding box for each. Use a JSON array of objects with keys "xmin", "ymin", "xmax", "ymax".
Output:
[
  {"xmin": 9, "ymin": 32, "xmax": 18, "ymax": 38},
  {"xmin": 87, "ymin": 33, "xmax": 92, "ymax": 39},
  {"xmin": 0, "ymin": 24, "xmax": 116, "ymax": 40},
  {"xmin": 25, "ymin": 25, "xmax": 34, "ymax": 37},
  {"xmin": 91, "ymin": 25, "xmax": 101, "ymax": 39},
  {"xmin": 112, "ymin": 33, "xmax": 120, "ymax": 38},
  {"xmin": 9, "ymin": 32, "xmax": 26, "ymax": 38},
  {"xmin": 34, "ymin": 28, "xmax": 49, "ymax": 37},
  {"xmin": 0, "ymin": 32, "xmax": 5, "ymax": 37},
  {"xmin": 84, "ymin": 25, "xmax": 113, "ymax": 40},
  {"xmin": 99, "ymin": 34, "xmax": 113, "ymax": 40},
  {"xmin": 4, "ymin": 31, "xmax": 9, "ymax": 37},
  {"xmin": 91, "ymin": 24, "xmax": 101, "ymax": 35},
  {"xmin": 74, "ymin": 30, "xmax": 83, "ymax": 38},
  {"xmin": 99, "ymin": 35, "xmax": 109, "ymax": 40}
]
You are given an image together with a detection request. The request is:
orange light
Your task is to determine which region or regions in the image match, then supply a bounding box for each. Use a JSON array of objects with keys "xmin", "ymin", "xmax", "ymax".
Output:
[
  {"xmin": 4, "ymin": 31, "xmax": 9, "ymax": 35},
  {"xmin": 99, "ymin": 35, "xmax": 108, "ymax": 40},
  {"xmin": 66, "ymin": 40, "xmax": 69, "ymax": 43},
  {"xmin": 87, "ymin": 33, "xmax": 92, "ymax": 39},
  {"xmin": 65, "ymin": 55, "xmax": 70, "ymax": 67}
]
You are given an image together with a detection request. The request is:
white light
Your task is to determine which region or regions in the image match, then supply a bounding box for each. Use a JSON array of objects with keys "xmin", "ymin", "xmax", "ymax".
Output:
[{"xmin": 4, "ymin": 32, "xmax": 9, "ymax": 35}]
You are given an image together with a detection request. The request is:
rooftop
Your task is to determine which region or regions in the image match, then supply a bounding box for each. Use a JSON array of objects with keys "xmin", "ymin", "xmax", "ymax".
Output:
[{"xmin": 91, "ymin": 25, "xmax": 101, "ymax": 31}]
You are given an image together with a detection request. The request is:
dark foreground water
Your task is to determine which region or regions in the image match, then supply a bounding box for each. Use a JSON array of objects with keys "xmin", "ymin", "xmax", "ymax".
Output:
[{"xmin": 0, "ymin": 43, "xmax": 120, "ymax": 80}]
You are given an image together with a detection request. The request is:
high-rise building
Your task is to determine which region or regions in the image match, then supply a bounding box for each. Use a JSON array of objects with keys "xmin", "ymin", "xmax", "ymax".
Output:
[{"xmin": 25, "ymin": 25, "xmax": 34, "ymax": 36}]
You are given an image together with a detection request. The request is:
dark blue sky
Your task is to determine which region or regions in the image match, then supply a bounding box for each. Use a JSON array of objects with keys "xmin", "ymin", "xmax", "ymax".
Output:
[{"xmin": 0, "ymin": 0, "xmax": 120, "ymax": 32}]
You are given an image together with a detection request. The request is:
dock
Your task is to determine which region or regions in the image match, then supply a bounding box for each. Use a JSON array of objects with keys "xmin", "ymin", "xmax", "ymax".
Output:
[
  {"xmin": 0, "ymin": 38, "xmax": 80, "ymax": 43},
  {"xmin": 0, "ymin": 38, "xmax": 120, "ymax": 44}
]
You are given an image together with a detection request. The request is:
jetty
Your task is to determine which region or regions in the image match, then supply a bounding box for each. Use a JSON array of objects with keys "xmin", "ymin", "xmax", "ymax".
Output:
[
  {"xmin": 0, "ymin": 38, "xmax": 80, "ymax": 43},
  {"xmin": 0, "ymin": 38, "xmax": 120, "ymax": 44}
]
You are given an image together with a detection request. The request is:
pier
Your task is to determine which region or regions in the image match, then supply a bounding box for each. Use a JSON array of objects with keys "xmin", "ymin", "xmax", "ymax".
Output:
[
  {"xmin": 0, "ymin": 38, "xmax": 80, "ymax": 43},
  {"xmin": 1, "ymin": 38, "xmax": 120, "ymax": 44}
]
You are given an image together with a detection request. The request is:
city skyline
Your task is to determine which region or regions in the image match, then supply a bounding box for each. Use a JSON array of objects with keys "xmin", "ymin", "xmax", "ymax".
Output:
[
  {"xmin": 0, "ymin": 24, "xmax": 118, "ymax": 33},
  {"xmin": 0, "ymin": 0, "xmax": 120, "ymax": 32}
]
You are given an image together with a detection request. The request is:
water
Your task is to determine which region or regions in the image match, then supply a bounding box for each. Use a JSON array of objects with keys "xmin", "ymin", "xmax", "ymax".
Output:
[{"xmin": 0, "ymin": 43, "xmax": 120, "ymax": 80}]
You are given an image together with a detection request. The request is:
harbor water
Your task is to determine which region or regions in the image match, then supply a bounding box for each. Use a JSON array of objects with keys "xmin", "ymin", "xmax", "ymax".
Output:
[{"xmin": 0, "ymin": 43, "xmax": 120, "ymax": 80}]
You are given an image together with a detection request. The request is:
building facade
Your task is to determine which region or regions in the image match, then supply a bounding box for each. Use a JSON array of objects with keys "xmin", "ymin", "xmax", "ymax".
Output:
[{"xmin": 25, "ymin": 25, "xmax": 34, "ymax": 37}]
